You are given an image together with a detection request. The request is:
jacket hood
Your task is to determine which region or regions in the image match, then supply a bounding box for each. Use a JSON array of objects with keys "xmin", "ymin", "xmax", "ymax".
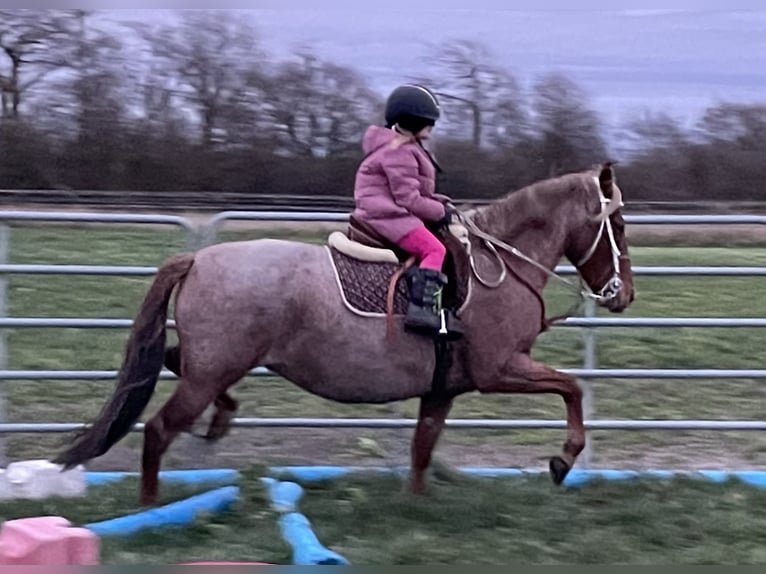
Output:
[{"xmin": 361, "ymin": 125, "xmax": 398, "ymax": 155}]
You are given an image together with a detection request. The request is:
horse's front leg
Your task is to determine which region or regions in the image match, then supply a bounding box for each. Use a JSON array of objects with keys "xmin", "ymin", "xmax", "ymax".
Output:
[
  {"xmin": 410, "ymin": 393, "xmax": 454, "ymax": 494},
  {"xmin": 476, "ymin": 353, "xmax": 585, "ymax": 485}
]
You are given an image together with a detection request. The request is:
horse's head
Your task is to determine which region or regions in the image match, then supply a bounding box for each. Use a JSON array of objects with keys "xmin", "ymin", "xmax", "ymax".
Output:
[{"xmin": 565, "ymin": 162, "xmax": 635, "ymax": 313}]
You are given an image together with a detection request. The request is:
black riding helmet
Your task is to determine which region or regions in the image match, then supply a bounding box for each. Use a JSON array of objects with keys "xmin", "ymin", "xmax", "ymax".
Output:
[{"xmin": 384, "ymin": 84, "xmax": 441, "ymax": 134}]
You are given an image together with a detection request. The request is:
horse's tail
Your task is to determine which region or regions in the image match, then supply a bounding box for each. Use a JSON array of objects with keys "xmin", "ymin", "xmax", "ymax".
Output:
[{"xmin": 54, "ymin": 253, "xmax": 195, "ymax": 470}]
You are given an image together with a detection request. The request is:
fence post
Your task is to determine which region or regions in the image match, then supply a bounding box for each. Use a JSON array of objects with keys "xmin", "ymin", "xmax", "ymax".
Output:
[
  {"xmin": 0, "ymin": 223, "xmax": 8, "ymax": 466},
  {"xmin": 578, "ymin": 298, "xmax": 597, "ymax": 469}
]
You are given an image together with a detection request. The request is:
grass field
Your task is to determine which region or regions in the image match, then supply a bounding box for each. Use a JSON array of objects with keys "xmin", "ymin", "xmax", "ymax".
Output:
[
  {"xmin": 0, "ymin": 220, "xmax": 764, "ymax": 564},
  {"xmin": 0, "ymin": 466, "xmax": 764, "ymax": 564},
  {"xmin": 297, "ymin": 469, "xmax": 766, "ymax": 564}
]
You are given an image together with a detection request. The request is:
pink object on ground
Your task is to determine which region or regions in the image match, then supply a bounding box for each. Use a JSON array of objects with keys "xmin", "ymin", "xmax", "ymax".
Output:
[
  {"xmin": 0, "ymin": 516, "xmax": 99, "ymax": 565},
  {"xmin": 396, "ymin": 226, "xmax": 446, "ymax": 270}
]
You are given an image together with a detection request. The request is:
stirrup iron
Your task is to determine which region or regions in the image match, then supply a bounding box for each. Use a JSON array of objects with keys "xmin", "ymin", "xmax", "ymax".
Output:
[{"xmin": 439, "ymin": 309, "xmax": 448, "ymax": 335}]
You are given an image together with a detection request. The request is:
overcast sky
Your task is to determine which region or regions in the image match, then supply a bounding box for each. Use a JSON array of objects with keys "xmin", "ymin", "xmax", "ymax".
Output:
[
  {"xmin": 256, "ymin": 10, "xmax": 763, "ymax": 117},
  {"xmin": 97, "ymin": 8, "xmax": 765, "ymax": 144}
]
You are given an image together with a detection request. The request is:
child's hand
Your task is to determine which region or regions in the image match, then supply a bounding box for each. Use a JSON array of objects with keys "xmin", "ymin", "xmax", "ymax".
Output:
[{"xmin": 437, "ymin": 204, "xmax": 459, "ymax": 228}]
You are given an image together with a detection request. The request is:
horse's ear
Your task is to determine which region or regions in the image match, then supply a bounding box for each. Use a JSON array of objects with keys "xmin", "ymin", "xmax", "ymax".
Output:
[{"xmin": 598, "ymin": 161, "xmax": 617, "ymax": 198}]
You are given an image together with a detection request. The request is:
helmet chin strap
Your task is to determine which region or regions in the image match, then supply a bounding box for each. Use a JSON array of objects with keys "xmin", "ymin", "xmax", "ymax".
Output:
[{"xmin": 391, "ymin": 124, "xmax": 414, "ymax": 136}]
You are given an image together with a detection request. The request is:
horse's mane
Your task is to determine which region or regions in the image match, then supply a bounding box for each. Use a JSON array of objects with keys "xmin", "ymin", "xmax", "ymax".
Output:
[{"xmin": 472, "ymin": 171, "xmax": 594, "ymax": 243}]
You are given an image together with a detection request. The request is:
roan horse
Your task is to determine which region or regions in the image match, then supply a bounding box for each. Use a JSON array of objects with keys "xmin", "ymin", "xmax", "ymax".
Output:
[{"xmin": 54, "ymin": 162, "xmax": 635, "ymax": 505}]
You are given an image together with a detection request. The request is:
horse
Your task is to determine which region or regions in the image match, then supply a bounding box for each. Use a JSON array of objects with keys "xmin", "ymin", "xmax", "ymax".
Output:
[{"xmin": 54, "ymin": 161, "xmax": 635, "ymax": 505}]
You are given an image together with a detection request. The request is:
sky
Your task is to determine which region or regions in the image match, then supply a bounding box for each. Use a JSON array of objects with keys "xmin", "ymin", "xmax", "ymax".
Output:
[
  {"xmin": 95, "ymin": 8, "xmax": 766, "ymax": 151},
  {"xmin": 251, "ymin": 9, "xmax": 764, "ymax": 118}
]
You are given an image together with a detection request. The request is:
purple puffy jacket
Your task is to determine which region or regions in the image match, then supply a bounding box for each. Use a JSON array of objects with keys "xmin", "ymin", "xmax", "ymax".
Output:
[{"xmin": 351, "ymin": 125, "xmax": 448, "ymax": 243}]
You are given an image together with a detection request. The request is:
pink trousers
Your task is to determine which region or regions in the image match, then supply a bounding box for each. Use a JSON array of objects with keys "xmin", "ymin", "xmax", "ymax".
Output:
[{"xmin": 396, "ymin": 226, "xmax": 446, "ymax": 271}]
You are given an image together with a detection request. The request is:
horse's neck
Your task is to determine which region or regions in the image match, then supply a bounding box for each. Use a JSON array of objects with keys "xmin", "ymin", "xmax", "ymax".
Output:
[{"xmin": 471, "ymin": 185, "xmax": 573, "ymax": 292}]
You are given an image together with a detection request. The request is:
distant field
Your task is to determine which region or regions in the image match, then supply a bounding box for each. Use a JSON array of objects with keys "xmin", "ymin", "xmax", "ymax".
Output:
[{"xmin": 0, "ymin": 221, "xmax": 764, "ymax": 473}]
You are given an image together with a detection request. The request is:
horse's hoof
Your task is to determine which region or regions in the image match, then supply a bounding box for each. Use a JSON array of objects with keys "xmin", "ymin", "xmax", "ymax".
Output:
[
  {"xmin": 549, "ymin": 456, "xmax": 571, "ymax": 486},
  {"xmin": 408, "ymin": 480, "xmax": 426, "ymax": 496},
  {"xmin": 204, "ymin": 427, "xmax": 229, "ymax": 442}
]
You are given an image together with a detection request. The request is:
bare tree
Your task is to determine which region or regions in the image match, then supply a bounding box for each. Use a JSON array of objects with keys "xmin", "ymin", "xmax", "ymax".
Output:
[
  {"xmin": 131, "ymin": 61, "xmax": 192, "ymax": 143},
  {"xmin": 624, "ymin": 110, "xmax": 687, "ymax": 147},
  {"xmin": 262, "ymin": 52, "xmax": 382, "ymax": 157},
  {"xmin": 531, "ymin": 72, "xmax": 608, "ymax": 175},
  {"xmin": 129, "ymin": 10, "xmax": 262, "ymax": 149},
  {"xmin": 54, "ymin": 11, "xmax": 130, "ymax": 188},
  {"xmin": 419, "ymin": 39, "xmax": 527, "ymax": 148},
  {"xmin": 618, "ymin": 109, "xmax": 689, "ymax": 162},
  {"xmin": 66, "ymin": 12, "xmax": 124, "ymax": 136},
  {"xmin": 696, "ymin": 102, "xmax": 766, "ymax": 150},
  {"xmin": 0, "ymin": 9, "xmax": 81, "ymax": 119}
]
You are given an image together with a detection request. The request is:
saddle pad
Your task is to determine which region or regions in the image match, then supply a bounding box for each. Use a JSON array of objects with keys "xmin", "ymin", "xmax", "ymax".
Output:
[{"xmin": 327, "ymin": 247, "xmax": 409, "ymax": 317}]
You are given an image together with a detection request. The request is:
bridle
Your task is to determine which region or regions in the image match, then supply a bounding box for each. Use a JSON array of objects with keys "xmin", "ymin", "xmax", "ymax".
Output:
[
  {"xmin": 455, "ymin": 176, "xmax": 625, "ymax": 304},
  {"xmin": 573, "ymin": 179, "xmax": 625, "ymax": 302}
]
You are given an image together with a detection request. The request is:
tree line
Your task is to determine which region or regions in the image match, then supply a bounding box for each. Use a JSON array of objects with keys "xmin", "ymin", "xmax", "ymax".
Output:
[{"xmin": 1, "ymin": 9, "xmax": 763, "ymax": 201}]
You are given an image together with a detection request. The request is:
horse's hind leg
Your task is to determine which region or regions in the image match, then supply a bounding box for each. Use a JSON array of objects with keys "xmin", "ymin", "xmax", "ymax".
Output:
[
  {"xmin": 164, "ymin": 346, "xmax": 238, "ymax": 441},
  {"xmin": 141, "ymin": 376, "xmax": 222, "ymax": 505},
  {"xmin": 410, "ymin": 394, "xmax": 453, "ymax": 494},
  {"xmin": 164, "ymin": 345, "xmax": 181, "ymax": 375},
  {"xmin": 205, "ymin": 392, "xmax": 239, "ymax": 440}
]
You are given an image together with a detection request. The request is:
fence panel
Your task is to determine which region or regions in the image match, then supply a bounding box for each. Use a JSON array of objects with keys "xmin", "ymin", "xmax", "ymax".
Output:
[
  {"xmin": 0, "ymin": 211, "xmax": 196, "ymax": 465},
  {"xmin": 0, "ymin": 210, "xmax": 763, "ymax": 469}
]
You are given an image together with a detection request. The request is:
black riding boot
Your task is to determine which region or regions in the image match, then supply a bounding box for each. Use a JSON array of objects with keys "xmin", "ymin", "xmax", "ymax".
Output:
[{"xmin": 404, "ymin": 267, "xmax": 464, "ymax": 339}]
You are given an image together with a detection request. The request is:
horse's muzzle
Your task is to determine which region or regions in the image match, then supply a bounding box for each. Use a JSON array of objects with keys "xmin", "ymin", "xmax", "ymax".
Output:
[{"xmin": 603, "ymin": 287, "xmax": 634, "ymax": 313}]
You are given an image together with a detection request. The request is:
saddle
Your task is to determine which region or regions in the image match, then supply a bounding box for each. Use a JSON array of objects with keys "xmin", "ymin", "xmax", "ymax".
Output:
[
  {"xmin": 327, "ymin": 215, "xmax": 471, "ymax": 321},
  {"xmin": 327, "ymin": 216, "xmax": 471, "ymax": 395}
]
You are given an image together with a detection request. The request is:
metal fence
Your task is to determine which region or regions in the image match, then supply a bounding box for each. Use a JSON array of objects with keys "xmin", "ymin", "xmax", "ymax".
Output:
[
  {"xmin": 3, "ymin": 189, "xmax": 765, "ymax": 214},
  {"xmin": 1, "ymin": 210, "xmax": 764, "ymax": 467}
]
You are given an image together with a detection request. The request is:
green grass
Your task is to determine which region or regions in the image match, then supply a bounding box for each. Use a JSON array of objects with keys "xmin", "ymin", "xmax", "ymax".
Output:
[
  {"xmin": 3, "ymin": 465, "xmax": 763, "ymax": 564},
  {"xmin": 0, "ymin": 224, "xmax": 764, "ymax": 469},
  {"xmin": 296, "ymin": 469, "xmax": 766, "ymax": 564}
]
